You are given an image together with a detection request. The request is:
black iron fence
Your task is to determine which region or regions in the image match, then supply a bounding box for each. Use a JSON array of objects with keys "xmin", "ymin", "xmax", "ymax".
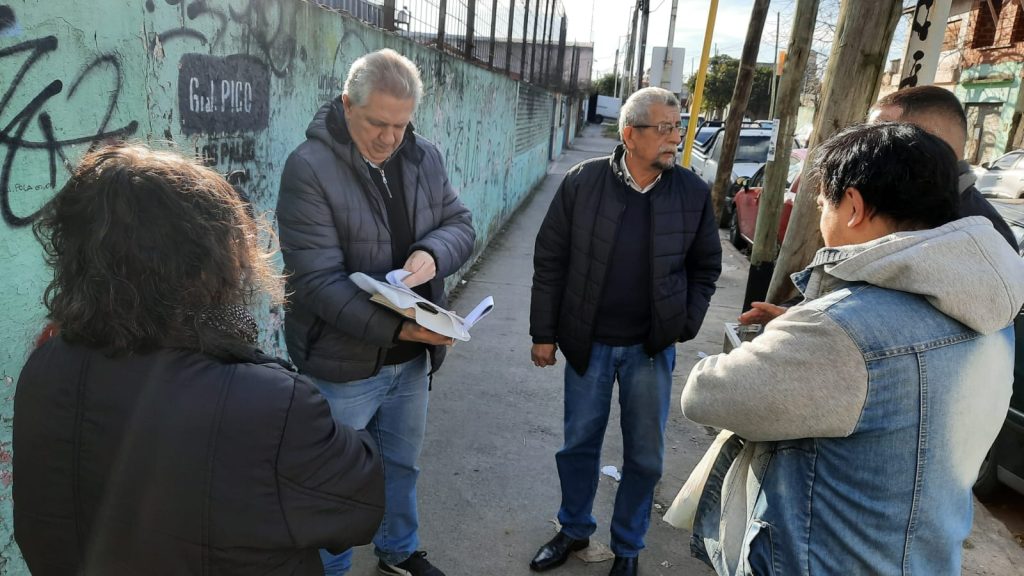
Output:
[{"xmin": 315, "ymin": 0, "xmax": 592, "ymax": 93}]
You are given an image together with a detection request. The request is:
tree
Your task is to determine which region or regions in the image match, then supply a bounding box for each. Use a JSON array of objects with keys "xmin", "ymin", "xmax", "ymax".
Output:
[
  {"xmin": 592, "ymin": 72, "xmax": 622, "ymax": 97},
  {"xmin": 688, "ymin": 55, "xmax": 773, "ymax": 119},
  {"xmin": 765, "ymin": 0, "xmax": 903, "ymax": 304}
]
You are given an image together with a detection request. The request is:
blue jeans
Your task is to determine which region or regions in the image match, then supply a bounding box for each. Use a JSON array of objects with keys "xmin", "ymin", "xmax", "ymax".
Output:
[
  {"xmin": 313, "ymin": 353, "xmax": 430, "ymax": 575},
  {"xmin": 556, "ymin": 342, "xmax": 675, "ymax": 558}
]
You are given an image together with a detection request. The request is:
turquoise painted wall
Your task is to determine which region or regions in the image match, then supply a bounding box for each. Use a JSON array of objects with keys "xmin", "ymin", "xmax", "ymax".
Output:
[
  {"xmin": 958, "ymin": 61, "xmax": 1023, "ymax": 164},
  {"xmin": 0, "ymin": 0, "xmax": 561, "ymax": 570}
]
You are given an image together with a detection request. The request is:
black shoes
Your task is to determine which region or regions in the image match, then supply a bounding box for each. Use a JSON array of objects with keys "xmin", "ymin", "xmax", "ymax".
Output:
[
  {"xmin": 529, "ymin": 531, "xmax": 590, "ymax": 572},
  {"xmin": 378, "ymin": 551, "xmax": 446, "ymax": 576},
  {"xmin": 608, "ymin": 555, "xmax": 638, "ymax": 576}
]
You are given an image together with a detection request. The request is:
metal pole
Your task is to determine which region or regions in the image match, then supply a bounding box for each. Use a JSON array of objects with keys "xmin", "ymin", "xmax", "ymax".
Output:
[
  {"xmin": 530, "ymin": 0, "xmax": 541, "ymax": 82},
  {"xmin": 521, "ymin": 0, "xmax": 531, "ymax": 79},
  {"xmin": 465, "ymin": 0, "xmax": 476, "ymax": 59},
  {"xmin": 681, "ymin": 0, "xmax": 719, "ymax": 168},
  {"xmin": 505, "ymin": 0, "xmax": 516, "ymax": 73},
  {"xmin": 488, "ymin": 0, "xmax": 499, "ymax": 67},
  {"xmin": 437, "ymin": 0, "xmax": 448, "ymax": 50}
]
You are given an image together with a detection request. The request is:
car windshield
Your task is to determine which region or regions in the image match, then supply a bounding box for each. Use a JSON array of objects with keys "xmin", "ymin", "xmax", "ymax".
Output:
[
  {"xmin": 695, "ymin": 128, "xmax": 718, "ymax": 145},
  {"xmin": 736, "ymin": 135, "xmax": 771, "ymax": 163}
]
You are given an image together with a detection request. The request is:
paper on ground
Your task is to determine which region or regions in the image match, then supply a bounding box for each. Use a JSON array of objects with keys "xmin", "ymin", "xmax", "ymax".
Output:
[{"xmin": 351, "ymin": 271, "xmax": 494, "ymax": 341}]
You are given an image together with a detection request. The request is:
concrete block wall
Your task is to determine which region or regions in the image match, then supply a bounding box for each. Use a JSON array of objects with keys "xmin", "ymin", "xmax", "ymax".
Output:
[{"xmin": 0, "ymin": 0, "xmax": 567, "ymax": 570}]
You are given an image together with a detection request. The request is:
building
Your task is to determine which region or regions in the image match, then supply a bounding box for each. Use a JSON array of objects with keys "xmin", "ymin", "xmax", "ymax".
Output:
[{"xmin": 882, "ymin": 0, "xmax": 1024, "ymax": 165}]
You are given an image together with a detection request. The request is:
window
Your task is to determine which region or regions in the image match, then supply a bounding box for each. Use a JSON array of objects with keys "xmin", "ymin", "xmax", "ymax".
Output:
[
  {"xmin": 942, "ymin": 20, "xmax": 962, "ymax": 51},
  {"xmin": 735, "ymin": 136, "xmax": 771, "ymax": 164},
  {"xmin": 786, "ymin": 155, "xmax": 805, "ymax": 186},
  {"xmin": 1012, "ymin": 1, "xmax": 1024, "ymax": 43},
  {"xmin": 993, "ymin": 151, "xmax": 1022, "ymax": 169},
  {"xmin": 972, "ymin": 0, "xmax": 1003, "ymax": 49}
]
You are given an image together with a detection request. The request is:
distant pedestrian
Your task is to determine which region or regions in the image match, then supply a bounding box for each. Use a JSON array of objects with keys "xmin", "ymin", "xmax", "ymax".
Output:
[
  {"xmin": 529, "ymin": 86, "xmax": 722, "ymax": 576},
  {"xmin": 14, "ymin": 143, "xmax": 385, "ymax": 575},
  {"xmin": 277, "ymin": 48, "xmax": 475, "ymax": 576},
  {"xmin": 682, "ymin": 123, "xmax": 1024, "ymax": 575}
]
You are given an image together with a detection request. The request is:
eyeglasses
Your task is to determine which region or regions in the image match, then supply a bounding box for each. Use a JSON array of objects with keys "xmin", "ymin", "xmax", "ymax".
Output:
[{"xmin": 631, "ymin": 122, "xmax": 684, "ymax": 135}]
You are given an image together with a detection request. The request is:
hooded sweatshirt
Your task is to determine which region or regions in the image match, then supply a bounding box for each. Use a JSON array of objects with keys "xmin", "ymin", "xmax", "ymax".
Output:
[{"xmin": 680, "ymin": 216, "xmax": 1024, "ymax": 575}]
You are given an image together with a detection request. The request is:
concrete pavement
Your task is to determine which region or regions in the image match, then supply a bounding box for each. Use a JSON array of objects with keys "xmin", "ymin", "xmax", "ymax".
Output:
[{"xmin": 348, "ymin": 123, "xmax": 1024, "ymax": 575}]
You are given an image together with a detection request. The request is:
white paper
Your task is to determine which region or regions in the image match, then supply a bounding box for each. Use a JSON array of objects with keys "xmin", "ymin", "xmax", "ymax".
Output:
[
  {"xmin": 350, "ymin": 270, "xmax": 494, "ymax": 341},
  {"xmin": 463, "ymin": 296, "xmax": 494, "ymax": 328}
]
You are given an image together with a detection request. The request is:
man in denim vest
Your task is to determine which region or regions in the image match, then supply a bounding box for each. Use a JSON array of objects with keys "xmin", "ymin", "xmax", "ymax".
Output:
[{"xmin": 682, "ymin": 122, "xmax": 1024, "ymax": 575}]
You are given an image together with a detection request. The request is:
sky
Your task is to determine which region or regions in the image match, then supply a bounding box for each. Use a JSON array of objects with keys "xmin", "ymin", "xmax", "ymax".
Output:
[{"xmin": 560, "ymin": 0, "xmax": 909, "ymax": 81}]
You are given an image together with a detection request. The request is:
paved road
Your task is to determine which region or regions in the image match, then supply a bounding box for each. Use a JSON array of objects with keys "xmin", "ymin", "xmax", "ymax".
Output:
[{"xmin": 347, "ymin": 123, "xmax": 1024, "ymax": 576}]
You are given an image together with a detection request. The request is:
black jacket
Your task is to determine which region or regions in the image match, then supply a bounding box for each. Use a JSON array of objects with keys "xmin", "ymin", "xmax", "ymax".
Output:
[
  {"xmin": 958, "ymin": 159, "xmax": 1018, "ymax": 250},
  {"xmin": 531, "ymin": 146, "xmax": 723, "ymax": 374},
  {"xmin": 13, "ymin": 338, "xmax": 385, "ymax": 575},
  {"xmin": 277, "ymin": 99, "xmax": 475, "ymax": 383}
]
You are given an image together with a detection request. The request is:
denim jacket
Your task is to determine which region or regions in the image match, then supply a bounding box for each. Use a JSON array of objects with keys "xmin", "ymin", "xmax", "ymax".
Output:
[{"xmin": 682, "ymin": 217, "xmax": 1024, "ymax": 575}]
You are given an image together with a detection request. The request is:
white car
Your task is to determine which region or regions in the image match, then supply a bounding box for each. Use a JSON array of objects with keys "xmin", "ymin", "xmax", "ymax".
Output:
[{"xmin": 977, "ymin": 150, "xmax": 1024, "ymax": 199}]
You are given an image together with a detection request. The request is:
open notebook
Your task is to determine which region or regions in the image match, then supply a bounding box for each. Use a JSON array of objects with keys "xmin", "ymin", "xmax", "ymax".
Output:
[{"xmin": 350, "ymin": 270, "xmax": 494, "ymax": 342}]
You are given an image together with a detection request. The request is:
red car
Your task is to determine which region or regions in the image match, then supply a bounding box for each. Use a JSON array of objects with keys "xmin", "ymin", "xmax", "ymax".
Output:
[{"xmin": 729, "ymin": 148, "xmax": 808, "ymax": 249}]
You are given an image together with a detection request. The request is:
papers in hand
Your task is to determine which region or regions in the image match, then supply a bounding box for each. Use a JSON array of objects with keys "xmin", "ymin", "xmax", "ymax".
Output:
[{"xmin": 350, "ymin": 270, "xmax": 494, "ymax": 342}]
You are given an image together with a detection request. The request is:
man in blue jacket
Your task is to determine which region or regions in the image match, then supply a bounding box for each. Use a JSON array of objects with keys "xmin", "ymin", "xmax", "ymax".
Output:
[
  {"xmin": 529, "ymin": 86, "xmax": 722, "ymax": 576},
  {"xmin": 277, "ymin": 49, "xmax": 475, "ymax": 576}
]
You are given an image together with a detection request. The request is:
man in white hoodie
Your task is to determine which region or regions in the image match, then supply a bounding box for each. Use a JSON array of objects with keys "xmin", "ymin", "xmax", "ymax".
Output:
[{"xmin": 681, "ymin": 122, "xmax": 1024, "ymax": 575}]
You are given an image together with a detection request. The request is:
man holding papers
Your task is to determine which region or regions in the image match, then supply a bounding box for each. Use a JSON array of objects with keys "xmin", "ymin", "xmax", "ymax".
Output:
[{"xmin": 276, "ymin": 49, "xmax": 474, "ymax": 576}]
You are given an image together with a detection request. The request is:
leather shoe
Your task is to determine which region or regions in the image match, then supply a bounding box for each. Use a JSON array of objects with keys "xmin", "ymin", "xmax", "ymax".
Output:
[
  {"xmin": 529, "ymin": 532, "xmax": 589, "ymax": 572},
  {"xmin": 608, "ymin": 555, "xmax": 638, "ymax": 576}
]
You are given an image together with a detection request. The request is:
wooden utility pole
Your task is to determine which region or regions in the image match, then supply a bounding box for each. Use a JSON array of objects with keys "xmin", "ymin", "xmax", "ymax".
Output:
[
  {"xmin": 659, "ymin": 0, "xmax": 680, "ymax": 92},
  {"xmin": 622, "ymin": 2, "xmax": 639, "ymax": 100},
  {"xmin": 709, "ymin": 0, "xmax": 770, "ymax": 224},
  {"xmin": 742, "ymin": 0, "xmax": 820, "ymax": 311},
  {"xmin": 765, "ymin": 0, "xmax": 903, "ymax": 304},
  {"xmin": 636, "ymin": 0, "xmax": 651, "ymax": 90}
]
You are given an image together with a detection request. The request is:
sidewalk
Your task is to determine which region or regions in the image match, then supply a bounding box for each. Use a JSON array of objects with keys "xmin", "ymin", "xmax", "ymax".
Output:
[{"xmin": 348, "ymin": 123, "xmax": 1024, "ymax": 575}]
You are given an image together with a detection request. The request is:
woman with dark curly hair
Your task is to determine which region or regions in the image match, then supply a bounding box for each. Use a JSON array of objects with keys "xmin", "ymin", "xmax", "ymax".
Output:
[{"xmin": 12, "ymin": 143, "xmax": 385, "ymax": 575}]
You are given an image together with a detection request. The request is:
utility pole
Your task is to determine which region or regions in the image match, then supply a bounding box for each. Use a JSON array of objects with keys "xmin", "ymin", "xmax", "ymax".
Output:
[
  {"xmin": 659, "ymin": 0, "xmax": 680, "ymax": 92},
  {"xmin": 636, "ymin": 0, "xmax": 651, "ymax": 91},
  {"xmin": 613, "ymin": 47, "xmax": 621, "ymax": 96},
  {"xmin": 622, "ymin": 2, "xmax": 639, "ymax": 100},
  {"xmin": 681, "ymin": 0, "xmax": 719, "ymax": 168},
  {"xmin": 768, "ymin": 11, "xmax": 780, "ymax": 119},
  {"xmin": 742, "ymin": 0, "xmax": 820, "ymax": 311},
  {"xmin": 708, "ymin": 0, "xmax": 770, "ymax": 225},
  {"xmin": 765, "ymin": 0, "xmax": 903, "ymax": 304}
]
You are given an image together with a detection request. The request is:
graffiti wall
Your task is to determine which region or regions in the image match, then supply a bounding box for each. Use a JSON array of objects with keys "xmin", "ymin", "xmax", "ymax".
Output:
[{"xmin": 0, "ymin": 0, "xmax": 562, "ymax": 570}]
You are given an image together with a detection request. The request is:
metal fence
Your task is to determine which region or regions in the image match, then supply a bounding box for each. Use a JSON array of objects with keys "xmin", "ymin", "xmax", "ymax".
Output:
[{"xmin": 315, "ymin": 0, "xmax": 591, "ymax": 93}]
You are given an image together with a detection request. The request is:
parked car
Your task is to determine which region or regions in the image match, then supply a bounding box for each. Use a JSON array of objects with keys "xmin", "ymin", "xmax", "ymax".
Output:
[
  {"xmin": 727, "ymin": 148, "xmax": 808, "ymax": 249},
  {"xmin": 690, "ymin": 127, "xmax": 773, "ymax": 200},
  {"xmin": 977, "ymin": 150, "xmax": 1024, "ymax": 199},
  {"xmin": 679, "ymin": 125, "xmax": 721, "ymax": 153},
  {"xmin": 974, "ymin": 199, "xmax": 1024, "ymax": 499}
]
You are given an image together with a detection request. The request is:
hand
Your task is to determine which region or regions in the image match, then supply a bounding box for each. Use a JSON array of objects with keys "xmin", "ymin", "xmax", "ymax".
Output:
[
  {"xmin": 398, "ymin": 321, "xmax": 455, "ymax": 346},
  {"xmin": 738, "ymin": 302, "xmax": 787, "ymax": 325},
  {"xmin": 401, "ymin": 250, "xmax": 436, "ymax": 288},
  {"xmin": 531, "ymin": 343, "xmax": 558, "ymax": 367}
]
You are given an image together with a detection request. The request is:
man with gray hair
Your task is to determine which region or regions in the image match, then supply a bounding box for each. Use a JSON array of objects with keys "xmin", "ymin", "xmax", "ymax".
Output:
[
  {"xmin": 528, "ymin": 87, "xmax": 722, "ymax": 576},
  {"xmin": 277, "ymin": 48, "xmax": 475, "ymax": 576}
]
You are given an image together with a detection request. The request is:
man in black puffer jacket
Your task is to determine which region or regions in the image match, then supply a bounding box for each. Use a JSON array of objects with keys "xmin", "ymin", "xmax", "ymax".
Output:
[
  {"xmin": 277, "ymin": 49, "xmax": 474, "ymax": 576},
  {"xmin": 528, "ymin": 87, "xmax": 722, "ymax": 576}
]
